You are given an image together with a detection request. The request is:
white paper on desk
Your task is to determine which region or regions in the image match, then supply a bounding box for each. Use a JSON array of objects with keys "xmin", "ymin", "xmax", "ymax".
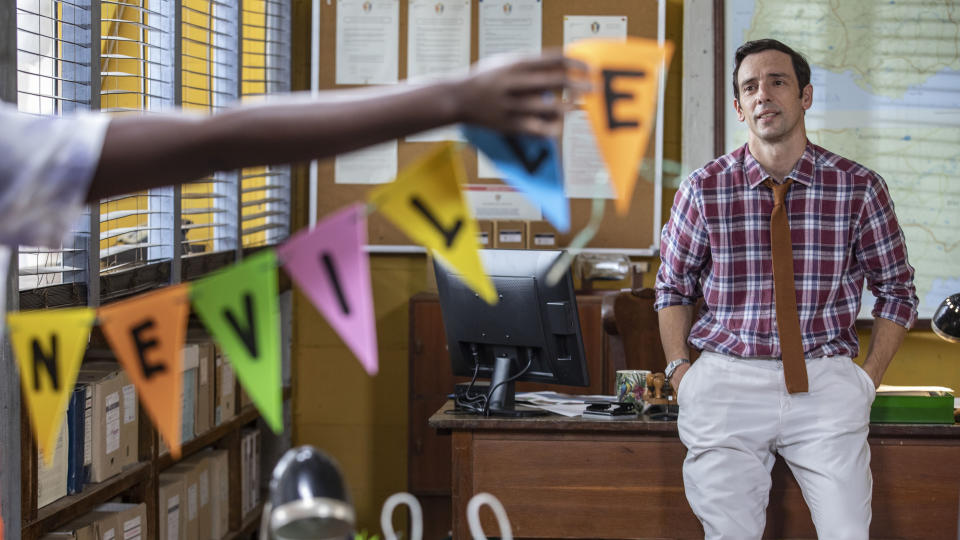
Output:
[
  {"xmin": 516, "ymin": 391, "xmax": 616, "ymax": 417},
  {"xmin": 334, "ymin": 139, "xmax": 398, "ymax": 184},
  {"xmin": 478, "ymin": 0, "xmax": 542, "ymax": 59},
  {"xmin": 562, "ymin": 110, "xmax": 615, "ymax": 199},
  {"xmin": 335, "ymin": 0, "xmax": 399, "ymax": 85}
]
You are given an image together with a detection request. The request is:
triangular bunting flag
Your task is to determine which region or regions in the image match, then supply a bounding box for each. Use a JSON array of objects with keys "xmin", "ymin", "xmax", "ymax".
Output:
[
  {"xmin": 8, "ymin": 307, "xmax": 96, "ymax": 465},
  {"xmin": 189, "ymin": 250, "xmax": 283, "ymax": 433},
  {"xmin": 98, "ymin": 284, "xmax": 190, "ymax": 458},
  {"xmin": 370, "ymin": 143, "xmax": 496, "ymax": 304},
  {"xmin": 278, "ymin": 203, "xmax": 378, "ymax": 375},
  {"xmin": 565, "ymin": 37, "xmax": 673, "ymax": 214},
  {"xmin": 462, "ymin": 125, "xmax": 569, "ymax": 232}
]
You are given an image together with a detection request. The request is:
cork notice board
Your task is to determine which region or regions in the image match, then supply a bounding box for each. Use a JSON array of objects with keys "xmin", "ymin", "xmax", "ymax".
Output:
[{"xmin": 315, "ymin": 0, "xmax": 661, "ymax": 252}]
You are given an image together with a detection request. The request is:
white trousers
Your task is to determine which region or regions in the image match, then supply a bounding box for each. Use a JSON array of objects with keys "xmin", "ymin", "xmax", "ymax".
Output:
[{"xmin": 676, "ymin": 351, "xmax": 876, "ymax": 540}]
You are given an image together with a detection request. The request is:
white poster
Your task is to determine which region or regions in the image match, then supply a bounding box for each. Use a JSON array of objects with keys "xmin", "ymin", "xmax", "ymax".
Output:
[
  {"xmin": 406, "ymin": 0, "xmax": 471, "ymax": 142},
  {"xmin": 477, "ymin": 150, "xmax": 500, "ymax": 178},
  {"xmin": 464, "ymin": 184, "xmax": 542, "ymax": 221},
  {"xmin": 478, "ymin": 0, "xmax": 542, "ymax": 59},
  {"xmin": 334, "ymin": 140, "xmax": 398, "ymax": 184},
  {"xmin": 562, "ymin": 15, "xmax": 628, "ymax": 47},
  {"xmin": 562, "ymin": 110, "xmax": 614, "ymax": 199},
  {"xmin": 336, "ymin": 0, "xmax": 400, "ymax": 84}
]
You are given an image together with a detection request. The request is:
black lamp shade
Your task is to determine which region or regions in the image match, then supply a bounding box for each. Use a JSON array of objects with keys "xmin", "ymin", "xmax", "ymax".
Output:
[
  {"xmin": 268, "ymin": 446, "xmax": 355, "ymax": 540},
  {"xmin": 932, "ymin": 293, "xmax": 960, "ymax": 343}
]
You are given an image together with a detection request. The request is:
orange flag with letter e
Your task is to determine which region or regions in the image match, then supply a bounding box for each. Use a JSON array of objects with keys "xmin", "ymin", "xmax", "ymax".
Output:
[
  {"xmin": 98, "ymin": 284, "xmax": 190, "ymax": 459},
  {"xmin": 370, "ymin": 143, "xmax": 496, "ymax": 304},
  {"xmin": 565, "ymin": 37, "xmax": 673, "ymax": 215},
  {"xmin": 8, "ymin": 307, "xmax": 96, "ymax": 465}
]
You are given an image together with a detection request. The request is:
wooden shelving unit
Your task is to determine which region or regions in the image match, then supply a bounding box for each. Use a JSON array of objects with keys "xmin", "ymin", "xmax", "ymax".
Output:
[{"xmin": 21, "ymin": 386, "xmax": 293, "ymax": 540}]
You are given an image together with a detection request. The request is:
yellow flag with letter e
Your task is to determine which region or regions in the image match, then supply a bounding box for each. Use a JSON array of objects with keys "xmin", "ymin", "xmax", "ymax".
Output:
[
  {"xmin": 371, "ymin": 142, "xmax": 496, "ymax": 304},
  {"xmin": 8, "ymin": 307, "xmax": 96, "ymax": 465},
  {"xmin": 565, "ymin": 37, "xmax": 674, "ymax": 215}
]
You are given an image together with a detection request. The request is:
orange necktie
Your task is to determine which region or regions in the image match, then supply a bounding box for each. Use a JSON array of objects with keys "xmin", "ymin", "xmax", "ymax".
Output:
[{"xmin": 764, "ymin": 178, "xmax": 808, "ymax": 393}]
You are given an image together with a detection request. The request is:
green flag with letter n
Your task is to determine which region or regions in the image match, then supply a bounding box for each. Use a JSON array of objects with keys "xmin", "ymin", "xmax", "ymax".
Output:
[{"xmin": 190, "ymin": 250, "xmax": 282, "ymax": 433}]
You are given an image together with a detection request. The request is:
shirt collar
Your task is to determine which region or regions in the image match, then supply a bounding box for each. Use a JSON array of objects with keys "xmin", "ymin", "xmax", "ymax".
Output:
[{"xmin": 741, "ymin": 142, "xmax": 816, "ymax": 189}]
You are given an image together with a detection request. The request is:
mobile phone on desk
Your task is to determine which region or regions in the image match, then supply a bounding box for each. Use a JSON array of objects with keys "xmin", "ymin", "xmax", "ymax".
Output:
[{"xmin": 582, "ymin": 401, "xmax": 636, "ymax": 417}]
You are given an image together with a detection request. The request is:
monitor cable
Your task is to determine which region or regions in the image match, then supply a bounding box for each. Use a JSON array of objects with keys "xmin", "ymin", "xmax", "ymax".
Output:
[{"xmin": 451, "ymin": 344, "xmax": 488, "ymax": 414}]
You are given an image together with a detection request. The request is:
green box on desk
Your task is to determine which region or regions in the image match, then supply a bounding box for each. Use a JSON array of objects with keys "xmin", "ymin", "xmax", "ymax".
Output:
[{"xmin": 870, "ymin": 392, "xmax": 955, "ymax": 424}]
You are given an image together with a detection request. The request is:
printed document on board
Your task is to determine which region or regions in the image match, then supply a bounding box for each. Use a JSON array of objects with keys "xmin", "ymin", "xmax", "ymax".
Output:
[
  {"xmin": 406, "ymin": 0, "xmax": 470, "ymax": 142},
  {"xmin": 335, "ymin": 0, "xmax": 399, "ymax": 85}
]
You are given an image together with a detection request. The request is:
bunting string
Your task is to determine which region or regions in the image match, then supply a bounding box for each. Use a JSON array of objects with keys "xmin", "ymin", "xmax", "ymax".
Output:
[{"xmin": 4, "ymin": 41, "xmax": 671, "ymax": 463}]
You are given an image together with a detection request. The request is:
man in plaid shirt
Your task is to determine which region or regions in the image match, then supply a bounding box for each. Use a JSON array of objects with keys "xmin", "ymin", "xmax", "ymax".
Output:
[{"xmin": 655, "ymin": 39, "xmax": 918, "ymax": 539}]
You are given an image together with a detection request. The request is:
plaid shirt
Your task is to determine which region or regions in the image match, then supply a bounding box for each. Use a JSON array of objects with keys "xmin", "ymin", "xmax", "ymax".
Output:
[{"xmin": 655, "ymin": 142, "xmax": 918, "ymax": 360}]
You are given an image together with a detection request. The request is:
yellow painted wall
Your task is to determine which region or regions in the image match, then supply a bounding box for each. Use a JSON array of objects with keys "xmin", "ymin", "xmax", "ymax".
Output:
[{"xmin": 293, "ymin": 255, "xmax": 426, "ymax": 530}]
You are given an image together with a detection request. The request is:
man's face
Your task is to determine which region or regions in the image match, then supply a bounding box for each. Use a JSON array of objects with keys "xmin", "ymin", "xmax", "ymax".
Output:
[{"xmin": 733, "ymin": 49, "xmax": 812, "ymax": 144}]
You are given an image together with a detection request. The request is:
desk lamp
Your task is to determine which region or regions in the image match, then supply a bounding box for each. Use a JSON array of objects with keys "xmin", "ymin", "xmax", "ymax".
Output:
[
  {"xmin": 260, "ymin": 446, "xmax": 355, "ymax": 540},
  {"xmin": 932, "ymin": 293, "xmax": 960, "ymax": 343}
]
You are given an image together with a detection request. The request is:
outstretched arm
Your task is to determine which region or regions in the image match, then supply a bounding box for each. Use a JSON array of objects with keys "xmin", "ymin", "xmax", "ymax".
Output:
[{"xmin": 88, "ymin": 52, "xmax": 587, "ymax": 202}]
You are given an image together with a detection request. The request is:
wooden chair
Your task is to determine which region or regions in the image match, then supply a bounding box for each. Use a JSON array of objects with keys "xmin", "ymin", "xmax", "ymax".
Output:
[{"xmin": 602, "ymin": 288, "xmax": 701, "ymax": 374}]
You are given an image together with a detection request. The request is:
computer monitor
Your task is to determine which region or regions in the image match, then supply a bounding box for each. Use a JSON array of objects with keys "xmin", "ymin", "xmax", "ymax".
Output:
[{"xmin": 434, "ymin": 249, "xmax": 590, "ymax": 417}]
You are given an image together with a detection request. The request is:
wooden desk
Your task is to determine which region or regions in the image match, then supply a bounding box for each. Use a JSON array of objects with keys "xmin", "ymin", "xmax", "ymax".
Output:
[{"xmin": 430, "ymin": 402, "xmax": 960, "ymax": 539}]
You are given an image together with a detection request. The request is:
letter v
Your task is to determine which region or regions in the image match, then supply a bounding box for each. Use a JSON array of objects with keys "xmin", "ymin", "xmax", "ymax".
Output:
[
  {"xmin": 223, "ymin": 294, "xmax": 259, "ymax": 359},
  {"xmin": 410, "ymin": 196, "xmax": 463, "ymax": 248},
  {"xmin": 504, "ymin": 136, "xmax": 549, "ymax": 174}
]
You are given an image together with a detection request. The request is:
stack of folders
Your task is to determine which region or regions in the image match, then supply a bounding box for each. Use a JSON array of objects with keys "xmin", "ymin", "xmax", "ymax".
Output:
[{"xmin": 870, "ymin": 385, "xmax": 956, "ymax": 424}]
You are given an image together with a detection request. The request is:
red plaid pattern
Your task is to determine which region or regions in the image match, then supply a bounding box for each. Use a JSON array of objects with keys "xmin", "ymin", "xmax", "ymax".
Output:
[{"xmin": 656, "ymin": 142, "xmax": 918, "ymax": 359}]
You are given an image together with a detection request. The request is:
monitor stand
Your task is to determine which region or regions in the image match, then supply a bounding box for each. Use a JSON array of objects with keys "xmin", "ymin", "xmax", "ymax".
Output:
[{"xmin": 487, "ymin": 354, "xmax": 548, "ymax": 417}]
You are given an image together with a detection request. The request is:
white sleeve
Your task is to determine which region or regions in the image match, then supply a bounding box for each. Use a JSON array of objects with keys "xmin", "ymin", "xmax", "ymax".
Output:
[{"xmin": 0, "ymin": 103, "xmax": 111, "ymax": 247}]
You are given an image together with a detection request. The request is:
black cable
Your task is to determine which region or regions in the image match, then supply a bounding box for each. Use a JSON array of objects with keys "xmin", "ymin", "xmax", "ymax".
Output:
[{"xmin": 451, "ymin": 344, "xmax": 488, "ymax": 414}]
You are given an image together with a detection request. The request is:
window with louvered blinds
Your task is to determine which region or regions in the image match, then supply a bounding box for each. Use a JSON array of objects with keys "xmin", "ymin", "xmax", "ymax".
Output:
[
  {"xmin": 15, "ymin": 0, "xmax": 94, "ymax": 290},
  {"xmin": 99, "ymin": 0, "xmax": 176, "ymax": 274},
  {"xmin": 180, "ymin": 0, "xmax": 239, "ymax": 257},
  {"xmin": 240, "ymin": 0, "xmax": 291, "ymax": 248}
]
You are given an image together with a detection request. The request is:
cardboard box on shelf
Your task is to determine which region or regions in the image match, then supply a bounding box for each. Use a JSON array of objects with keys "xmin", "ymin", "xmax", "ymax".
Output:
[
  {"xmin": 194, "ymin": 343, "xmax": 215, "ymax": 435},
  {"xmin": 476, "ymin": 220, "xmax": 494, "ymax": 248},
  {"xmin": 215, "ymin": 347, "xmax": 236, "ymax": 426},
  {"xmin": 182, "ymin": 456, "xmax": 211, "ymax": 540},
  {"xmin": 527, "ymin": 221, "xmax": 559, "ymax": 250},
  {"xmin": 162, "ymin": 464, "xmax": 200, "ymax": 540},
  {"xmin": 493, "ymin": 220, "xmax": 526, "ymax": 249},
  {"xmin": 37, "ymin": 417, "xmax": 68, "ymax": 508},
  {"xmin": 240, "ymin": 429, "xmax": 261, "ymax": 519},
  {"xmin": 204, "ymin": 449, "xmax": 230, "ymax": 540},
  {"xmin": 158, "ymin": 476, "xmax": 186, "ymax": 540},
  {"xmin": 94, "ymin": 502, "xmax": 147, "ymax": 540},
  {"xmin": 83, "ymin": 367, "xmax": 138, "ymax": 483},
  {"xmin": 182, "ymin": 346, "xmax": 199, "ymax": 443},
  {"xmin": 40, "ymin": 510, "xmax": 112, "ymax": 540}
]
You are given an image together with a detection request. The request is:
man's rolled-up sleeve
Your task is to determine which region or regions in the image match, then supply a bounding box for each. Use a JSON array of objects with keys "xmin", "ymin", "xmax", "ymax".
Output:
[
  {"xmin": 857, "ymin": 174, "xmax": 919, "ymax": 329},
  {"xmin": 655, "ymin": 176, "xmax": 710, "ymax": 311}
]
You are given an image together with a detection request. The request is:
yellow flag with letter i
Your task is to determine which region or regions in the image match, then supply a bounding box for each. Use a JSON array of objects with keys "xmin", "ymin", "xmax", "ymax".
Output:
[
  {"xmin": 8, "ymin": 307, "xmax": 96, "ymax": 465},
  {"xmin": 370, "ymin": 143, "xmax": 496, "ymax": 304}
]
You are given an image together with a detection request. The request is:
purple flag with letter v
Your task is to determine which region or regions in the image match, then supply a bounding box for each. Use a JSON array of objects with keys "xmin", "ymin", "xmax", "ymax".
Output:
[{"xmin": 277, "ymin": 203, "xmax": 378, "ymax": 375}]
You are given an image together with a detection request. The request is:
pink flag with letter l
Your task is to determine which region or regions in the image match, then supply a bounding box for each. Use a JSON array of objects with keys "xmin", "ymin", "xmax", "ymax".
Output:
[{"xmin": 277, "ymin": 203, "xmax": 378, "ymax": 375}]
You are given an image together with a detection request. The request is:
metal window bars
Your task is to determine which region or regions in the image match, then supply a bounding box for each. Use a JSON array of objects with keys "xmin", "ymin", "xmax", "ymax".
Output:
[
  {"xmin": 180, "ymin": 0, "xmax": 239, "ymax": 257},
  {"xmin": 15, "ymin": 0, "xmax": 94, "ymax": 290},
  {"xmin": 240, "ymin": 0, "xmax": 290, "ymax": 248},
  {"xmin": 98, "ymin": 0, "xmax": 176, "ymax": 274}
]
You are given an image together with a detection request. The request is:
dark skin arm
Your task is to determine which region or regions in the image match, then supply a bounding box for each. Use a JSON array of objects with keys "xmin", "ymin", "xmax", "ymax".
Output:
[{"xmin": 88, "ymin": 52, "xmax": 588, "ymax": 202}]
